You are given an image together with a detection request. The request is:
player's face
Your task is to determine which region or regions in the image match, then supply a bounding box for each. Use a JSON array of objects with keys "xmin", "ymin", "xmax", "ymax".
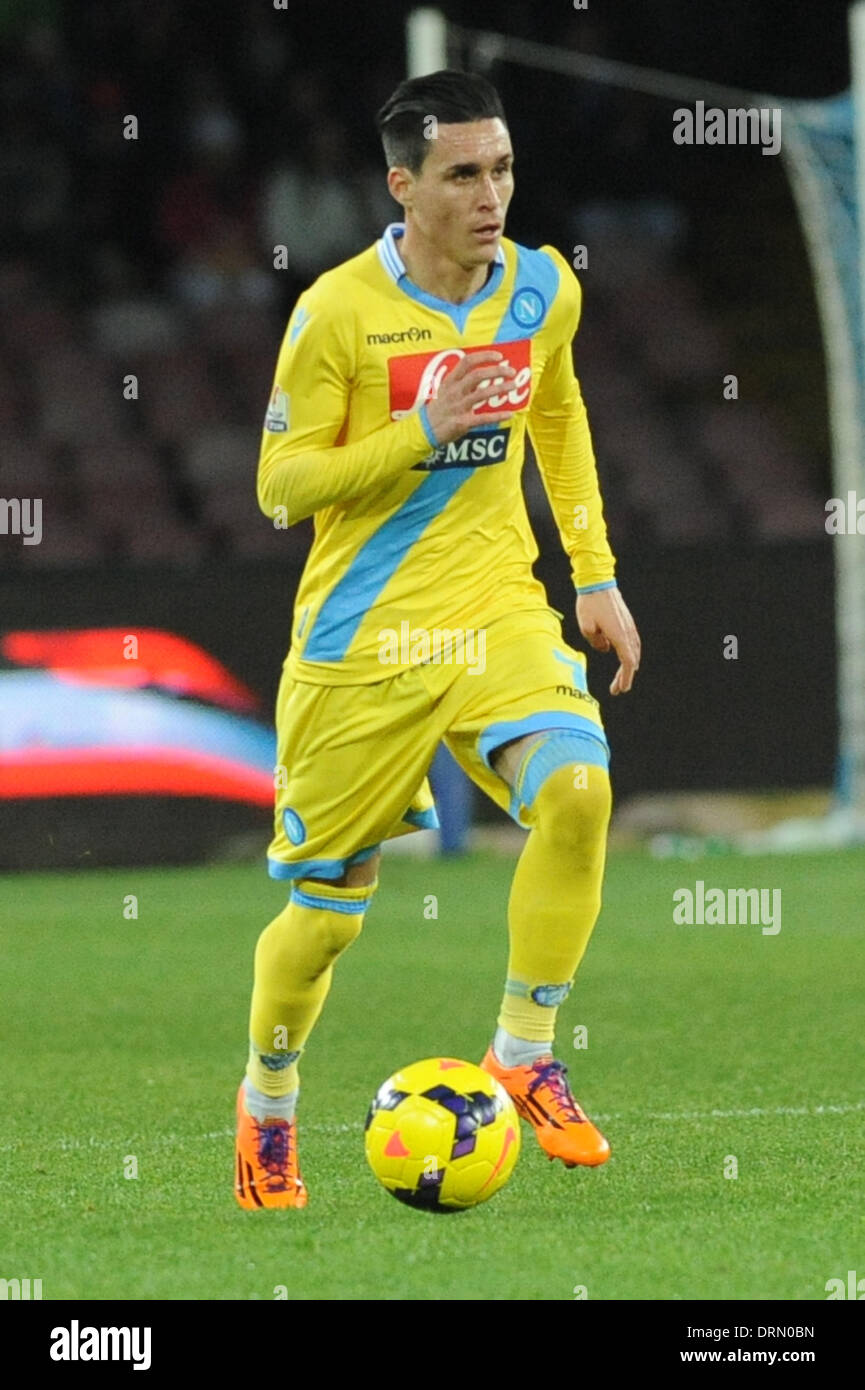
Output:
[{"xmin": 401, "ymin": 118, "xmax": 514, "ymax": 268}]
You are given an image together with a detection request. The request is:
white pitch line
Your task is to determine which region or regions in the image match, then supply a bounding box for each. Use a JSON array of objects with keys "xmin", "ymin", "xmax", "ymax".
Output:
[
  {"xmin": 628, "ymin": 1100, "xmax": 865, "ymax": 1122},
  {"xmin": 0, "ymin": 1101, "xmax": 862, "ymax": 1157}
]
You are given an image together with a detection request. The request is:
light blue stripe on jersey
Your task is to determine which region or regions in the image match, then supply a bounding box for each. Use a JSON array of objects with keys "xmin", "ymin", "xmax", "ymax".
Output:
[
  {"xmin": 493, "ymin": 244, "xmax": 560, "ymax": 343},
  {"xmin": 303, "ymin": 238, "xmax": 559, "ymax": 665},
  {"xmin": 301, "ymin": 468, "xmax": 474, "ymax": 662}
]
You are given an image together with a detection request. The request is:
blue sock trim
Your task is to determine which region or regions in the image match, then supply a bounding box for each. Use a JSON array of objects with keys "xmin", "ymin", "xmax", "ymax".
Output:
[
  {"xmin": 254, "ymin": 1048, "xmax": 302, "ymax": 1071},
  {"xmin": 504, "ymin": 978, "xmax": 573, "ymax": 1006},
  {"xmin": 478, "ymin": 710, "xmax": 606, "ymax": 771},
  {"xmin": 510, "ymin": 729, "xmax": 609, "ymax": 821},
  {"xmin": 290, "ymin": 886, "xmax": 374, "ymax": 915}
]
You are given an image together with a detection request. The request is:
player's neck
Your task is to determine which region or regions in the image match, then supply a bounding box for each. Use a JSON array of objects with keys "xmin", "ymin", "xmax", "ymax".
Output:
[{"xmin": 398, "ymin": 227, "xmax": 491, "ymax": 305}]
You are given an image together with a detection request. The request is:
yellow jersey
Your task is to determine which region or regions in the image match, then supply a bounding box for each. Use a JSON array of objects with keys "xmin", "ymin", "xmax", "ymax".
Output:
[{"xmin": 258, "ymin": 222, "xmax": 616, "ymax": 684}]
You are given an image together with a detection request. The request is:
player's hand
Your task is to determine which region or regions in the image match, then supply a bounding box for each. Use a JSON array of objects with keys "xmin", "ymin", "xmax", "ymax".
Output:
[
  {"xmin": 576, "ymin": 588, "xmax": 641, "ymax": 695},
  {"xmin": 425, "ymin": 351, "xmax": 517, "ymax": 444}
]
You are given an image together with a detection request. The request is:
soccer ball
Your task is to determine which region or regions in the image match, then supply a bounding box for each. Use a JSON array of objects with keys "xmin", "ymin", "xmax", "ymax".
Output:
[{"xmin": 364, "ymin": 1057, "xmax": 520, "ymax": 1211}]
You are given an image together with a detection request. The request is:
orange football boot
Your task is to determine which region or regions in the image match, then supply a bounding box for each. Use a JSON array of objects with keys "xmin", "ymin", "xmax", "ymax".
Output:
[
  {"xmin": 234, "ymin": 1083, "xmax": 308, "ymax": 1209},
  {"xmin": 481, "ymin": 1048, "xmax": 610, "ymax": 1168}
]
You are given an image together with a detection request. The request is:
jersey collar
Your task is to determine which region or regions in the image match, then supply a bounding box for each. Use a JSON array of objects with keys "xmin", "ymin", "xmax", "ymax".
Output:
[{"xmin": 377, "ymin": 221, "xmax": 507, "ymax": 325}]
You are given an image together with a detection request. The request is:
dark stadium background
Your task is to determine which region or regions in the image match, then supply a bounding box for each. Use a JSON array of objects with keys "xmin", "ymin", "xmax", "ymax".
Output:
[{"xmin": 0, "ymin": 0, "xmax": 852, "ymax": 867}]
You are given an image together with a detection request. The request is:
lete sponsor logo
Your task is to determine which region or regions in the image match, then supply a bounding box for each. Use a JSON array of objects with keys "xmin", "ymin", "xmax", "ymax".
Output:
[{"xmin": 388, "ymin": 340, "xmax": 532, "ymax": 420}]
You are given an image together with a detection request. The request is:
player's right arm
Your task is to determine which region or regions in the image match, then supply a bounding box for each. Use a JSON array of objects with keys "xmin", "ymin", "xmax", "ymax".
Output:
[{"xmin": 257, "ymin": 288, "xmax": 516, "ymax": 527}]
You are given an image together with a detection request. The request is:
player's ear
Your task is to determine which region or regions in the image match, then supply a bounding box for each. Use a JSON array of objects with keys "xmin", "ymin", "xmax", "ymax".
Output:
[{"xmin": 387, "ymin": 165, "xmax": 413, "ymax": 208}]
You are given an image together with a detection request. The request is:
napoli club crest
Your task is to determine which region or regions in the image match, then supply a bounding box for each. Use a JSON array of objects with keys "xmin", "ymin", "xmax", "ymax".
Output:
[{"xmin": 509, "ymin": 287, "xmax": 546, "ymax": 330}]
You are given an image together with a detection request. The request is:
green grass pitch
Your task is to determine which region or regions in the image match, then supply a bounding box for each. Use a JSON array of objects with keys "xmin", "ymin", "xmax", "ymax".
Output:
[{"xmin": 1, "ymin": 847, "xmax": 862, "ymax": 1301}]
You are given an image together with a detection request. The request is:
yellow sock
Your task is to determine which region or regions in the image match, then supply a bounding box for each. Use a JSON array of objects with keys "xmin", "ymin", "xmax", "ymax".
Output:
[
  {"xmin": 247, "ymin": 878, "xmax": 377, "ymax": 1097},
  {"xmin": 498, "ymin": 761, "xmax": 611, "ymax": 1044}
]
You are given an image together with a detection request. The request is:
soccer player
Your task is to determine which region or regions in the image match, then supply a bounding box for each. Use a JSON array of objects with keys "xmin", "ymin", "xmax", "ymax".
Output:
[{"xmin": 235, "ymin": 70, "xmax": 641, "ymax": 1208}]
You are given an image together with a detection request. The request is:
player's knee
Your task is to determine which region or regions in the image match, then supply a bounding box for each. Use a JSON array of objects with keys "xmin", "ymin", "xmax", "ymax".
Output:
[
  {"xmin": 529, "ymin": 760, "xmax": 612, "ymax": 857},
  {"xmin": 259, "ymin": 876, "xmax": 377, "ymax": 973},
  {"xmin": 297, "ymin": 874, "xmax": 380, "ymax": 960}
]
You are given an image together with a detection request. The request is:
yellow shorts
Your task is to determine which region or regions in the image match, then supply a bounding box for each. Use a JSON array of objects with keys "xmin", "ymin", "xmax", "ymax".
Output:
[{"xmin": 267, "ymin": 607, "xmax": 609, "ymax": 881}]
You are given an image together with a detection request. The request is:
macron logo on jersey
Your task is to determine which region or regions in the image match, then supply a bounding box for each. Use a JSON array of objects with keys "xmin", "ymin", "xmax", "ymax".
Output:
[{"xmin": 388, "ymin": 340, "xmax": 532, "ymax": 421}]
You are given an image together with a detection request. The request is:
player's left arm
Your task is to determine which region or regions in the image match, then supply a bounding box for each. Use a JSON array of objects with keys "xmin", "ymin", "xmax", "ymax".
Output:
[{"xmin": 528, "ymin": 247, "xmax": 641, "ymax": 695}]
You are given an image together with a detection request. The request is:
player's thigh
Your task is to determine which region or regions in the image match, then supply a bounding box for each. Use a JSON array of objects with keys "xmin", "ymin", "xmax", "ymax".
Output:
[
  {"xmin": 268, "ymin": 667, "xmax": 439, "ymax": 883},
  {"xmin": 441, "ymin": 609, "xmax": 610, "ymax": 826},
  {"xmin": 489, "ymin": 730, "xmax": 548, "ymax": 786}
]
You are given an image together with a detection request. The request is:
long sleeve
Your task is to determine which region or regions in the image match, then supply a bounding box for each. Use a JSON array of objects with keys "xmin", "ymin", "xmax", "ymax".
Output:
[
  {"xmin": 257, "ymin": 288, "xmax": 434, "ymax": 527},
  {"xmin": 528, "ymin": 254, "xmax": 616, "ymax": 590}
]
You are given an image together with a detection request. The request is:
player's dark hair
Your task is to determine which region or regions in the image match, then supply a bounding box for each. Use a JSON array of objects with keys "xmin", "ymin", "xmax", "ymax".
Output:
[{"xmin": 376, "ymin": 69, "xmax": 507, "ymax": 173}]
